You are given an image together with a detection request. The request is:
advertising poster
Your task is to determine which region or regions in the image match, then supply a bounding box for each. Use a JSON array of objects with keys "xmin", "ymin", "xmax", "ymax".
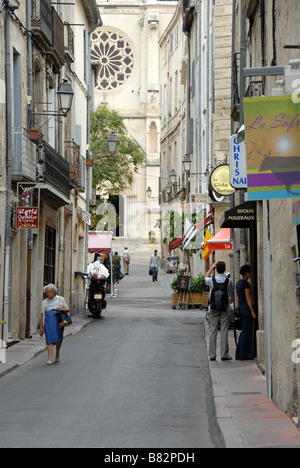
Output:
[{"xmin": 244, "ymin": 95, "xmax": 300, "ymax": 200}]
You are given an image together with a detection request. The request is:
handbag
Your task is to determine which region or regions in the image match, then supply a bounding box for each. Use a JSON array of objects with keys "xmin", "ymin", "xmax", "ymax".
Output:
[
  {"xmin": 149, "ymin": 268, "xmax": 153, "ymax": 276},
  {"xmin": 55, "ymin": 297, "xmax": 72, "ymax": 328},
  {"xmin": 234, "ymin": 307, "xmax": 242, "ymax": 331}
]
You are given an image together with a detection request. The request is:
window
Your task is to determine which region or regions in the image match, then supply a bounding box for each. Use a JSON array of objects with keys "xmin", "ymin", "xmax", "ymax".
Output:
[{"xmin": 44, "ymin": 226, "xmax": 56, "ymax": 286}]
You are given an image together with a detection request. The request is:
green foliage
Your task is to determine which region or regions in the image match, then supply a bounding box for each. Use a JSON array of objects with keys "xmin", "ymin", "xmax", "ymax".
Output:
[
  {"xmin": 90, "ymin": 106, "xmax": 145, "ymax": 195},
  {"xmin": 171, "ymin": 271, "xmax": 209, "ymax": 293}
]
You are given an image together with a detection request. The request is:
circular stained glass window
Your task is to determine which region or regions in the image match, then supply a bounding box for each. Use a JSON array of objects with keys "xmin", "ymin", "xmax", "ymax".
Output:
[{"xmin": 91, "ymin": 29, "xmax": 135, "ymax": 91}]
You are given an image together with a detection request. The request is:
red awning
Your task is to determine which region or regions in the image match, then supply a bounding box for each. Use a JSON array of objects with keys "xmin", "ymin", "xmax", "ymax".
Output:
[
  {"xmin": 88, "ymin": 231, "xmax": 113, "ymax": 254},
  {"xmin": 169, "ymin": 213, "xmax": 212, "ymax": 251},
  {"xmin": 206, "ymin": 228, "xmax": 232, "ymax": 250}
]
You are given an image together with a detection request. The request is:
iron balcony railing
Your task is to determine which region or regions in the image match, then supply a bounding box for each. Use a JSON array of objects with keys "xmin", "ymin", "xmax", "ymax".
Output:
[
  {"xmin": 12, "ymin": 128, "xmax": 37, "ymax": 182},
  {"xmin": 38, "ymin": 142, "xmax": 70, "ymax": 199}
]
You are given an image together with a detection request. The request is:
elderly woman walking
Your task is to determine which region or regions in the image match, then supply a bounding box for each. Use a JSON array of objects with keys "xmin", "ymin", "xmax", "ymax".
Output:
[{"xmin": 39, "ymin": 284, "xmax": 70, "ymax": 365}]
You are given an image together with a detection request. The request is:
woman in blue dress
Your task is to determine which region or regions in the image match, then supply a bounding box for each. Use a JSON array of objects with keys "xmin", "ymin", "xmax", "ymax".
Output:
[
  {"xmin": 235, "ymin": 265, "xmax": 257, "ymax": 360},
  {"xmin": 39, "ymin": 284, "xmax": 70, "ymax": 365}
]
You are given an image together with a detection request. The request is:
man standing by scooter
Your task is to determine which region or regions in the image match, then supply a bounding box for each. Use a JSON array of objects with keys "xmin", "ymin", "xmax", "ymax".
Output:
[{"xmin": 149, "ymin": 250, "xmax": 161, "ymax": 282}]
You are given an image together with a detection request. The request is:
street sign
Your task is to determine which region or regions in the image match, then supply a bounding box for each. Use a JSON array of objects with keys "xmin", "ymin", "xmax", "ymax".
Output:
[{"xmin": 17, "ymin": 207, "xmax": 39, "ymax": 229}]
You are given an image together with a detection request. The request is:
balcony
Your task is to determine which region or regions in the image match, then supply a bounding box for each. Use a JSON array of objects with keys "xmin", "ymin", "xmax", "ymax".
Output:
[
  {"xmin": 12, "ymin": 128, "xmax": 37, "ymax": 182},
  {"xmin": 65, "ymin": 141, "xmax": 86, "ymax": 193},
  {"xmin": 37, "ymin": 142, "xmax": 70, "ymax": 206},
  {"xmin": 31, "ymin": 0, "xmax": 53, "ymax": 50},
  {"xmin": 31, "ymin": 1, "xmax": 65, "ymax": 70},
  {"xmin": 65, "ymin": 23, "xmax": 75, "ymax": 64},
  {"xmin": 49, "ymin": 8, "xmax": 65, "ymax": 70}
]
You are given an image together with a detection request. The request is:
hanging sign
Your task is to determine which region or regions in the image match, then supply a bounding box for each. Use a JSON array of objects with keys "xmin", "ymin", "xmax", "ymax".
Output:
[
  {"xmin": 229, "ymin": 134, "xmax": 247, "ymax": 188},
  {"xmin": 17, "ymin": 207, "xmax": 39, "ymax": 229},
  {"xmin": 244, "ymin": 95, "xmax": 300, "ymax": 200},
  {"xmin": 209, "ymin": 164, "xmax": 236, "ymax": 197}
]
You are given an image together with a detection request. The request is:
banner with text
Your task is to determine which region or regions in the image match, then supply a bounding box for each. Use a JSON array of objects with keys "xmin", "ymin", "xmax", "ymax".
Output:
[{"xmin": 244, "ymin": 95, "xmax": 300, "ymax": 200}]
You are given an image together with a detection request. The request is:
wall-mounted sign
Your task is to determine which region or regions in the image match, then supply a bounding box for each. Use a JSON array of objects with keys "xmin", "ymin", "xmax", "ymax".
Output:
[
  {"xmin": 244, "ymin": 95, "xmax": 300, "ymax": 200},
  {"xmin": 229, "ymin": 134, "xmax": 247, "ymax": 188},
  {"xmin": 17, "ymin": 207, "xmax": 39, "ymax": 229},
  {"xmin": 209, "ymin": 164, "xmax": 236, "ymax": 197}
]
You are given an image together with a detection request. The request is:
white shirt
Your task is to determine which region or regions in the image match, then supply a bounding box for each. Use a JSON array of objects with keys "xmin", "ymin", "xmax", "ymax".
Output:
[
  {"xmin": 87, "ymin": 261, "xmax": 109, "ymax": 278},
  {"xmin": 41, "ymin": 295, "xmax": 68, "ymax": 319}
]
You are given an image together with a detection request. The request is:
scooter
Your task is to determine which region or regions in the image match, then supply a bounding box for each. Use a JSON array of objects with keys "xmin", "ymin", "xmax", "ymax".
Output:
[{"xmin": 87, "ymin": 273, "xmax": 107, "ymax": 318}]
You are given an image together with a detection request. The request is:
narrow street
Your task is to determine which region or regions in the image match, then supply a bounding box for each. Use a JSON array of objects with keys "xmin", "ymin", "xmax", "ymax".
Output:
[{"xmin": 0, "ymin": 260, "xmax": 222, "ymax": 448}]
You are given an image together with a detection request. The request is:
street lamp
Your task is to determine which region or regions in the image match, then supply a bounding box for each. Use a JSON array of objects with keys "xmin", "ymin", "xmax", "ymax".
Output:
[
  {"xmin": 57, "ymin": 79, "xmax": 74, "ymax": 116},
  {"xmin": 182, "ymin": 154, "xmax": 192, "ymax": 173},
  {"xmin": 32, "ymin": 78, "xmax": 74, "ymax": 118},
  {"xmin": 147, "ymin": 186, "xmax": 152, "ymax": 199},
  {"xmin": 166, "ymin": 182, "xmax": 172, "ymax": 195},
  {"xmin": 107, "ymin": 132, "xmax": 118, "ymax": 155},
  {"xmin": 169, "ymin": 169, "xmax": 177, "ymax": 184}
]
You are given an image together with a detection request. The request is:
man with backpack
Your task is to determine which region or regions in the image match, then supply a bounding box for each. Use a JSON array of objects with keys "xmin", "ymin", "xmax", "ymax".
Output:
[{"xmin": 205, "ymin": 261, "xmax": 233, "ymax": 362}]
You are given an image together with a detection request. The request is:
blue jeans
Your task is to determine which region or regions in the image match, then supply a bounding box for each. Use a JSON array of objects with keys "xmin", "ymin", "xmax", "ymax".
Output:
[
  {"xmin": 152, "ymin": 266, "xmax": 158, "ymax": 281},
  {"xmin": 235, "ymin": 306, "xmax": 254, "ymax": 360}
]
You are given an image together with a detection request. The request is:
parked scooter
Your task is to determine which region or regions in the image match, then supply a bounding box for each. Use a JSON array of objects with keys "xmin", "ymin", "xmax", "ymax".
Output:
[
  {"xmin": 86, "ymin": 254, "xmax": 109, "ymax": 318},
  {"xmin": 87, "ymin": 273, "xmax": 107, "ymax": 318}
]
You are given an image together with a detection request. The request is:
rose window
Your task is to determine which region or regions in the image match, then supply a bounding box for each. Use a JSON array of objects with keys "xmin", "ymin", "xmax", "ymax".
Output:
[{"xmin": 91, "ymin": 29, "xmax": 135, "ymax": 91}]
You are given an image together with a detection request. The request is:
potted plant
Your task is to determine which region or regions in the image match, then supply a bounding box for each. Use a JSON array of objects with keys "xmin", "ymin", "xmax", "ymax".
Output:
[
  {"xmin": 171, "ymin": 272, "xmax": 209, "ymax": 309},
  {"xmin": 29, "ymin": 128, "xmax": 44, "ymax": 144}
]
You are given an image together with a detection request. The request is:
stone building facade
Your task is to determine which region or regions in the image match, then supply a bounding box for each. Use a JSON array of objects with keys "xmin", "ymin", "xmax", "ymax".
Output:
[
  {"xmin": 92, "ymin": 0, "xmax": 177, "ymax": 258},
  {"xmin": 0, "ymin": 0, "xmax": 101, "ymax": 342}
]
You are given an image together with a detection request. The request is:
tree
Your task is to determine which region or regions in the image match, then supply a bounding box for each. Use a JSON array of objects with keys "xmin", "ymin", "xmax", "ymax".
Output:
[{"xmin": 90, "ymin": 106, "xmax": 145, "ymax": 195}]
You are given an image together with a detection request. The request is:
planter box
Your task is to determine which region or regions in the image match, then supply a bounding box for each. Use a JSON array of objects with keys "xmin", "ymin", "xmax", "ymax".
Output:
[
  {"xmin": 171, "ymin": 291, "xmax": 209, "ymax": 309},
  {"xmin": 29, "ymin": 128, "xmax": 44, "ymax": 144}
]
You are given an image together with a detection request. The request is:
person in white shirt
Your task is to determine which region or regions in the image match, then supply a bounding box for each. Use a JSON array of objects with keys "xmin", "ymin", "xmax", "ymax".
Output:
[
  {"xmin": 39, "ymin": 284, "xmax": 70, "ymax": 365},
  {"xmin": 87, "ymin": 254, "xmax": 109, "ymax": 278},
  {"xmin": 149, "ymin": 250, "xmax": 161, "ymax": 282},
  {"xmin": 122, "ymin": 247, "xmax": 131, "ymax": 275},
  {"xmin": 205, "ymin": 261, "xmax": 233, "ymax": 362}
]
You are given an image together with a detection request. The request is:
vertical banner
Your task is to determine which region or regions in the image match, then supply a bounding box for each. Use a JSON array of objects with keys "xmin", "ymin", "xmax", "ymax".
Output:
[
  {"xmin": 244, "ymin": 95, "xmax": 300, "ymax": 200},
  {"xmin": 202, "ymin": 229, "xmax": 213, "ymax": 261}
]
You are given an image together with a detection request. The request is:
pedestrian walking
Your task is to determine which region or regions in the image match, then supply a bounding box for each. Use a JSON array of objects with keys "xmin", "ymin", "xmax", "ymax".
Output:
[
  {"xmin": 205, "ymin": 261, "xmax": 233, "ymax": 361},
  {"xmin": 39, "ymin": 284, "xmax": 70, "ymax": 365},
  {"xmin": 149, "ymin": 250, "xmax": 161, "ymax": 282},
  {"xmin": 122, "ymin": 247, "xmax": 131, "ymax": 275},
  {"xmin": 235, "ymin": 264, "xmax": 256, "ymax": 361}
]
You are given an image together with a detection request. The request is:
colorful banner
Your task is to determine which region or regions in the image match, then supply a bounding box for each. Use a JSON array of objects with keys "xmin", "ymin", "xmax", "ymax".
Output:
[
  {"xmin": 202, "ymin": 229, "xmax": 213, "ymax": 261},
  {"xmin": 244, "ymin": 95, "xmax": 300, "ymax": 200}
]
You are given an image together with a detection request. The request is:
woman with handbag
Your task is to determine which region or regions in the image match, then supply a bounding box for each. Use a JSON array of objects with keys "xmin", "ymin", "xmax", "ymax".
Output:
[
  {"xmin": 39, "ymin": 284, "xmax": 70, "ymax": 365},
  {"xmin": 235, "ymin": 265, "xmax": 256, "ymax": 360}
]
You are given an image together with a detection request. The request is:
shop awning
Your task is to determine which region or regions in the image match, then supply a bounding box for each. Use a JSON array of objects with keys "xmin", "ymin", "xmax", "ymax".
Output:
[
  {"xmin": 169, "ymin": 213, "xmax": 213, "ymax": 251},
  {"xmin": 207, "ymin": 228, "xmax": 232, "ymax": 250},
  {"xmin": 220, "ymin": 201, "xmax": 256, "ymax": 229},
  {"xmin": 88, "ymin": 231, "xmax": 113, "ymax": 254}
]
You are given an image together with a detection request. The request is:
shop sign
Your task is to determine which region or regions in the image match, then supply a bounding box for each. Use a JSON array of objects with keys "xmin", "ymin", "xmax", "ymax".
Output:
[
  {"xmin": 209, "ymin": 164, "xmax": 236, "ymax": 197},
  {"xmin": 17, "ymin": 207, "xmax": 39, "ymax": 229},
  {"xmin": 244, "ymin": 95, "xmax": 300, "ymax": 200},
  {"xmin": 229, "ymin": 135, "xmax": 247, "ymax": 188}
]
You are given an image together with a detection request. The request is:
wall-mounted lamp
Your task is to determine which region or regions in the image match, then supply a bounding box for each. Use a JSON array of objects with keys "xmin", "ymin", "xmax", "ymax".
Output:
[
  {"xmin": 166, "ymin": 182, "xmax": 172, "ymax": 195},
  {"xmin": 107, "ymin": 132, "xmax": 118, "ymax": 155},
  {"xmin": 32, "ymin": 79, "xmax": 74, "ymax": 118},
  {"xmin": 169, "ymin": 169, "xmax": 177, "ymax": 184},
  {"xmin": 147, "ymin": 186, "xmax": 152, "ymax": 199},
  {"xmin": 182, "ymin": 154, "xmax": 192, "ymax": 173}
]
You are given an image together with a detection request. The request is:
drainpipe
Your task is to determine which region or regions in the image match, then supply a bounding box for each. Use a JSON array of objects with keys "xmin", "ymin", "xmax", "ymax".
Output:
[
  {"xmin": 239, "ymin": 0, "xmax": 247, "ymax": 263},
  {"xmin": 185, "ymin": 31, "xmax": 191, "ymax": 204},
  {"xmin": 26, "ymin": 0, "xmax": 33, "ymax": 338},
  {"xmin": 3, "ymin": 2, "xmax": 13, "ymax": 342}
]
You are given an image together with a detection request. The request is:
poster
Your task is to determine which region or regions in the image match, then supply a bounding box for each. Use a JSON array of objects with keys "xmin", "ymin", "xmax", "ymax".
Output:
[{"xmin": 244, "ymin": 95, "xmax": 300, "ymax": 200}]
